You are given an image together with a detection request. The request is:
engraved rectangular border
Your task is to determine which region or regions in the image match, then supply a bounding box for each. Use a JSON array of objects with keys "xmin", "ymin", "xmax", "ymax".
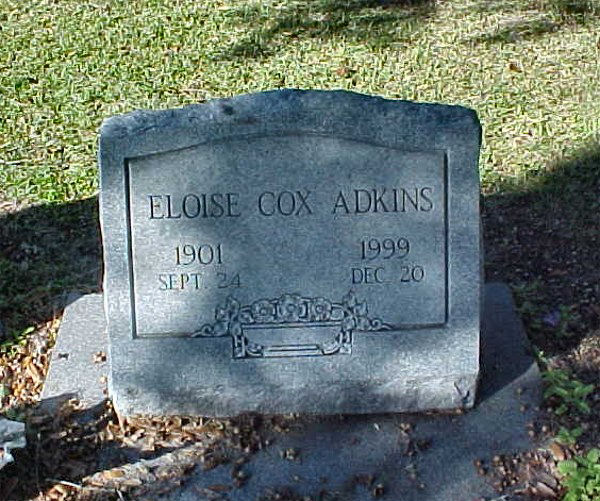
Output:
[{"xmin": 121, "ymin": 135, "xmax": 450, "ymax": 339}]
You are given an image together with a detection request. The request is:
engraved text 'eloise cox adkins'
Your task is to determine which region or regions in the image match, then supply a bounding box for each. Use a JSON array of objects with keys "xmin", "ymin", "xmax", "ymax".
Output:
[{"xmin": 126, "ymin": 135, "xmax": 447, "ymax": 355}]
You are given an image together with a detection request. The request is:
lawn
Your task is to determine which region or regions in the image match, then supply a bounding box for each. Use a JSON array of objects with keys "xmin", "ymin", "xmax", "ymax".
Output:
[
  {"xmin": 1, "ymin": 0, "xmax": 598, "ymax": 205},
  {"xmin": 0, "ymin": 0, "xmax": 599, "ymax": 498}
]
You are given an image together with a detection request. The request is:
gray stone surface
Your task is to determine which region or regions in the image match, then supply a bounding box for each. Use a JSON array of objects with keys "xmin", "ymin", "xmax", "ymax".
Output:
[
  {"xmin": 42, "ymin": 283, "xmax": 540, "ymax": 499},
  {"xmin": 99, "ymin": 89, "xmax": 482, "ymax": 417},
  {"xmin": 165, "ymin": 282, "xmax": 542, "ymax": 500},
  {"xmin": 0, "ymin": 418, "xmax": 26, "ymax": 470},
  {"xmin": 40, "ymin": 293, "xmax": 108, "ymax": 411}
]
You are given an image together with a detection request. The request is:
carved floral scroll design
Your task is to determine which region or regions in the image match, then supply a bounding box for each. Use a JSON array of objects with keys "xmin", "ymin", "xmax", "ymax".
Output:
[{"xmin": 191, "ymin": 290, "xmax": 391, "ymax": 358}]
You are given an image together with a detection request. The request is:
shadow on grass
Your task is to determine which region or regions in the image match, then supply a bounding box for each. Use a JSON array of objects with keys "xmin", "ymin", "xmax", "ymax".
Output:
[
  {"xmin": 483, "ymin": 139, "xmax": 600, "ymax": 354},
  {"xmin": 546, "ymin": 0, "xmax": 600, "ymax": 17},
  {"xmin": 471, "ymin": 0, "xmax": 599, "ymax": 45},
  {"xmin": 216, "ymin": 0, "xmax": 437, "ymax": 60},
  {"xmin": 473, "ymin": 17, "xmax": 560, "ymax": 44},
  {"xmin": 0, "ymin": 197, "xmax": 101, "ymax": 340}
]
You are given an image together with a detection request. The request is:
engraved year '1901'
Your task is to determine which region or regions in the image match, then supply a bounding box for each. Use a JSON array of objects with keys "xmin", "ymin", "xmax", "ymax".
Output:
[
  {"xmin": 175, "ymin": 243, "xmax": 223, "ymax": 266},
  {"xmin": 157, "ymin": 243, "xmax": 240, "ymax": 291}
]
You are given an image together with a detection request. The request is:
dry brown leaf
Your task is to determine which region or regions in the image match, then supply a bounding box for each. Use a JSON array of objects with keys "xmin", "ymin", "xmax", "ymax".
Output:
[
  {"xmin": 508, "ymin": 62, "xmax": 522, "ymax": 72},
  {"xmin": 548, "ymin": 441, "xmax": 566, "ymax": 461},
  {"xmin": 103, "ymin": 469, "xmax": 126, "ymax": 479}
]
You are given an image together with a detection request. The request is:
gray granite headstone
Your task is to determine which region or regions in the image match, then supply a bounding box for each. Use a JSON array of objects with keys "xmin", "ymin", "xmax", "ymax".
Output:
[{"xmin": 99, "ymin": 90, "xmax": 482, "ymax": 417}]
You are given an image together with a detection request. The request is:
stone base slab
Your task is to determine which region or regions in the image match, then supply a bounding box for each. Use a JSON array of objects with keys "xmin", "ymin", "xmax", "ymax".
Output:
[{"xmin": 41, "ymin": 282, "xmax": 541, "ymax": 500}]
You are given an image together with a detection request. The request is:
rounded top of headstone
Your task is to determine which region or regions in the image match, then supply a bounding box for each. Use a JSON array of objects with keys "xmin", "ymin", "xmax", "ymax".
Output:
[{"xmin": 99, "ymin": 89, "xmax": 481, "ymax": 147}]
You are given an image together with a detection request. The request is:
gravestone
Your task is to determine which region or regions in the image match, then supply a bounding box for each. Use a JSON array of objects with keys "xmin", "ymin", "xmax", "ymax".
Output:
[{"xmin": 99, "ymin": 90, "xmax": 482, "ymax": 417}]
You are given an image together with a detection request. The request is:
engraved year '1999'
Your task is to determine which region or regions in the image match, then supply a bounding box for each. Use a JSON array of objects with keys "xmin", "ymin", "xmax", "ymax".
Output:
[
  {"xmin": 352, "ymin": 237, "xmax": 424, "ymax": 285},
  {"xmin": 360, "ymin": 237, "xmax": 410, "ymax": 261}
]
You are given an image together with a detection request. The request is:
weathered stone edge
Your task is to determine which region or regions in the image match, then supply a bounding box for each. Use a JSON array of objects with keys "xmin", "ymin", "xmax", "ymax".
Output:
[{"xmin": 99, "ymin": 89, "xmax": 481, "ymax": 143}]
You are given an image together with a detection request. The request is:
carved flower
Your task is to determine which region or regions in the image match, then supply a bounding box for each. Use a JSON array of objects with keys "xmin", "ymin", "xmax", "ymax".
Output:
[
  {"xmin": 213, "ymin": 296, "xmax": 240, "ymax": 335},
  {"xmin": 215, "ymin": 296, "xmax": 240, "ymax": 322},
  {"xmin": 238, "ymin": 308, "xmax": 253, "ymax": 323},
  {"xmin": 277, "ymin": 293, "xmax": 303, "ymax": 322},
  {"xmin": 309, "ymin": 297, "xmax": 332, "ymax": 321},
  {"xmin": 252, "ymin": 299, "xmax": 276, "ymax": 323},
  {"xmin": 341, "ymin": 290, "xmax": 371, "ymax": 332}
]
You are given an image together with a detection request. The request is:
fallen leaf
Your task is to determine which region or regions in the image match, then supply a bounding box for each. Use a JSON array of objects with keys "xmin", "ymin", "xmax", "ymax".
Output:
[
  {"xmin": 208, "ymin": 484, "xmax": 231, "ymax": 492},
  {"xmin": 508, "ymin": 62, "xmax": 522, "ymax": 72},
  {"xmin": 548, "ymin": 441, "xmax": 566, "ymax": 461},
  {"xmin": 103, "ymin": 469, "xmax": 126, "ymax": 479}
]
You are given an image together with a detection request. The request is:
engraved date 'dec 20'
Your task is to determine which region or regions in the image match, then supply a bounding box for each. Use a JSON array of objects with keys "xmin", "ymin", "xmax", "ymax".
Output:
[{"xmin": 352, "ymin": 237, "xmax": 424, "ymax": 285}]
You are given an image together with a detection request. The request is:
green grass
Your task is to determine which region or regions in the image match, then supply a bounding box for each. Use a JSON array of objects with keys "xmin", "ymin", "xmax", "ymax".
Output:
[
  {"xmin": 558, "ymin": 448, "xmax": 600, "ymax": 501},
  {"xmin": 542, "ymin": 367, "xmax": 595, "ymax": 415},
  {"xmin": 0, "ymin": 0, "xmax": 599, "ymax": 206}
]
